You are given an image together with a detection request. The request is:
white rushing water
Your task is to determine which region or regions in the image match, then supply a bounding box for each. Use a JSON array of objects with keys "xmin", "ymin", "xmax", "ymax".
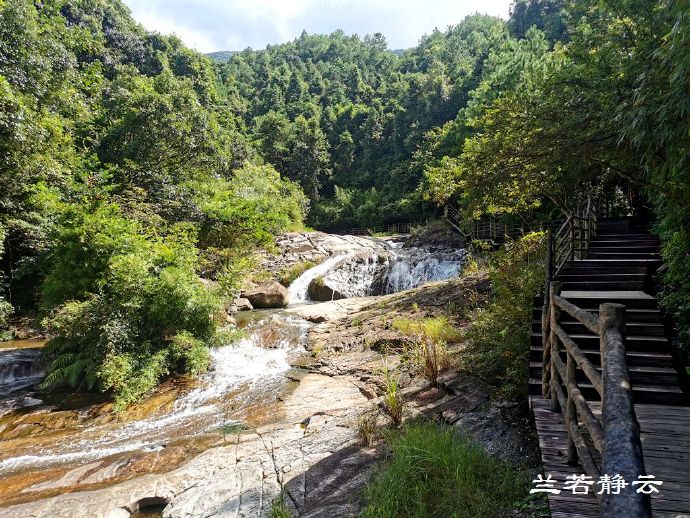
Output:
[
  {"xmin": 385, "ymin": 248, "xmax": 466, "ymax": 294},
  {"xmin": 0, "ymin": 314, "xmax": 310, "ymax": 475},
  {"xmin": 287, "ymin": 254, "xmax": 350, "ymax": 303},
  {"xmin": 287, "ymin": 246, "xmax": 466, "ymax": 301}
]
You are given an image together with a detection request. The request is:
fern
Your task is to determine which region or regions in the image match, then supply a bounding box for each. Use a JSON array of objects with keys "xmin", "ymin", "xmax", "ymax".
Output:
[
  {"xmin": 40, "ymin": 353, "xmax": 89, "ymax": 389},
  {"xmin": 48, "ymin": 353, "xmax": 77, "ymax": 371}
]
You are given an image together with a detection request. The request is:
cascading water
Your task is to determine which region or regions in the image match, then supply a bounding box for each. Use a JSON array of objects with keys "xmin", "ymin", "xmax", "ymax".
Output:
[
  {"xmin": 0, "ymin": 348, "xmax": 44, "ymax": 397},
  {"xmin": 0, "ymin": 314, "xmax": 310, "ymax": 476},
  {"xmin": 287, "ymin": 254, "xmax": 350, "ymax": 303},
  {"xmin": 384, "ymin": 247, "xmax": 466, "ymax": 294},
  {"xmin": 287, "ymin": 242, "xmax": 466, "ymax": 299}
]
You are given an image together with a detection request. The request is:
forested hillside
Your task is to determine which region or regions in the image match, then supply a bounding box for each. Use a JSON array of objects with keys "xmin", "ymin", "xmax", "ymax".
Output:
[
  {"xmin": 0, "ymin": 0, "xmax": 307, "ymax": 406},
  {"xmin": 1, "ymin": 0, "xmax": 687, "ymax": 406},
  {"xmin": 215, "ymin": 14, "xmax": 562, "ymax": 229}
]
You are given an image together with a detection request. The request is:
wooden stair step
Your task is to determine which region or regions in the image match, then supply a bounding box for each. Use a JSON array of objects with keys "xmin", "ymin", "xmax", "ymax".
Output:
[
  {"xmin": 532, "ymin": 319, "xmax": 666, "ymax": 336},
  {"xmin": 532, "ymin": 307, "xmax": 662, "ymax": 323},
  {"xmin": 594, "ymin": 233, "xmax": 656, "ymax": 238},
  {"xmin": 529, "ymin": 361, "xmax": 680, "ymax": 386},
  {"xmin": 588, "ymin": 252, "xmax": 661, "ymax": 259},
  {"xmin": 568, "ymin": 259, "xmax": 661, "ymax": 268},
  {"xmin": 561, "ymin": 281, "xmax": 646, "ymax": 290},
  {"xmin": 529, "ymin": 346, "xmax": 674, "ymax": 368},
  {"xmin": 528, "ymin": 378, "xmax": 687, "ymax": 405},
  {"xmin": 531, "ymin": 333, "xmax": 670, "ymax": 352},
  {"xmin": 589, "ymin": 240, "xmax": 659, "ymax": 246},
  {"xmin": 588, "ymin": 245, "xmax": 660, "ymax": 253},
  {"xmin": 558, "ymin": 273, "xmax": 647, "ymax": 280}
]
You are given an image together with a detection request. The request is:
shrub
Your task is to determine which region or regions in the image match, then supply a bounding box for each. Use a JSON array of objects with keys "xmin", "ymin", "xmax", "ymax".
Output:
[
  {"xmin": 362, "ymin": 423, "xmax": 529, "ymax": 518},
  {"xmin": 195, "ymin": 164, "xmax": 308, "ymax": 291},
  {"xmin": 655, "ymin": 205, "xmax": 690, "ymax": 365},
  {"xmin": 0, "ymin": 223, "xmax": 14, "ymax": 337},
  {"xmin": 40, "ymin": 202, "xmax": 223, "ymax": 409},
  {"xmin": 463, "ymin": 232, "xmax": 545, "ymax": 400}
]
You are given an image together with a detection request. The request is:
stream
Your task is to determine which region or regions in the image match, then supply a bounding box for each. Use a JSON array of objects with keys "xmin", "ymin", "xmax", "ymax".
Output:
[{"xmin": 0, "ymin": 238, "xmax": 465, "ymax": 508}]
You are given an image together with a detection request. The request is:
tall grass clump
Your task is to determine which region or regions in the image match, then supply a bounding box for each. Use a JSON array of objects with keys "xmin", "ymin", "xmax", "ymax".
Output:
[
  {"xmin": 464, "ymin": 232, "xmax": 545, "ymax": 400},
  {"xmin": 380, "ymin": 362, "xmax": 404, "ymax": 426},
  {"xmin": 356, "ymin": 409, "xmax": 381, "ymax": 446},
  {"xmin": 393, "ymin": 316, "xmax": 460, "ymax": 386},
  {"xmin": 270, "ymin": 493, "xmax": 292, "ymax": 518},
  {"xmin": 278, "ymin": 260, "xmax": 317, "ymax": 287},
  {"xmin": 362, "ymin": 423, "xmax": 528, "ymax": 518}
]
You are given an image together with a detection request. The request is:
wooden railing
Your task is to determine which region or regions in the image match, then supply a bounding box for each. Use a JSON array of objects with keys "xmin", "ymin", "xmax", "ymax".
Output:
[
  {"xmin": 542, "ymin": 284, "xmax": 651, "ymax": 516},
  {"xmin": 333, "ymin": 222, "xmax": 415, "ymax": 236},
  {"xmin": 539, "ymin": 196, "xmax": 651, "ymax": 516},
  {"xmin": 549, "ymin": 197, "xmax": 598, "ymax": 278},
  {"xmin": 443, "ymin": 205, "xmax": 564, "ymax": 243}
]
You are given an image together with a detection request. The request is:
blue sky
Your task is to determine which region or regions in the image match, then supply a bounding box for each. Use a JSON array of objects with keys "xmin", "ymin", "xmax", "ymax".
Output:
[{"xmin": 122, "ymin": 0, "xmax": 512, "ymax": 53}]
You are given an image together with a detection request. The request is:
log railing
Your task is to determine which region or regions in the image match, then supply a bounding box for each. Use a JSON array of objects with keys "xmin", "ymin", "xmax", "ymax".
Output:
[
  {"xmin": 550, "ymin": 197, "xmax": 598, "ymax": 278},
  {"xmin": 543, "ymin": 281, "xmax": 651, "ymax": 517}
]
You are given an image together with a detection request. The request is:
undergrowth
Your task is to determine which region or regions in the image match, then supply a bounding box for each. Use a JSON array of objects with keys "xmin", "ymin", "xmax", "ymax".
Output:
[
  {"xmin": 362, "ymin": 422, "xmax": 530, "ymax": 518},
  {"xmin": 278, "ymin": 260, "xmax": 317, "ymax": 287},
  {"xmin": 270, "ymin": 493, "xmax": 292, "ymax": 518},
  {"xmin": 393, "ymin": 316, "xmax": 459, "ymax": 386},
  {"xmin": 380, "ymin": 362, "xmax": 404, "ymax": 426},
  {"xmin": 463, "ymin": 232, "xmax": 545, "ymax": 401}
]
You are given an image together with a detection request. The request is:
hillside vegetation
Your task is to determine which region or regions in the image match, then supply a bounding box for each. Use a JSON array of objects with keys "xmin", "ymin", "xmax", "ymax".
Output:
[{"xmin": 0, "ymin": 0, "xmax": 688, "ymax": 405}]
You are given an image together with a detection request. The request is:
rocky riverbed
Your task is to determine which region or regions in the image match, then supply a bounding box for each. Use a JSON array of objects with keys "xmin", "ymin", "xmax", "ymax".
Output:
[{"xmin": 1, "ymin": 273, "xmax": 540, "ymax": 518}]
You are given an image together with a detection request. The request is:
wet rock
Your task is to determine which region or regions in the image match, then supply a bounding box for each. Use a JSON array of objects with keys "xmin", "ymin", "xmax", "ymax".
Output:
[
  {"xmin": 2, "ymin": 375, "xmax": 372, "ymax": 518},
  {"xmin": 307, "ymin": 276, "xmax": 345, "ymax": 302},
  {"xmin": 285, "ymin": 298, "xmax": 372, "ymax": 324},
  {"xmin": 241, "ymin": 281, "xmax": 289, "ymax": 309},
  {"xmin": 263, "ymin": 232, "xmax": 389, "ymax": 280},
  {"xmin": 0, "ymin": 348, "xmax": 44, "ymax": 396},
  {"xmin": 234, "ymin": 297, "xmax": 253, "ymax": 311},
  {"xmin": 311, "ymin": 252, "xmax": 391, "ymax": 299}
]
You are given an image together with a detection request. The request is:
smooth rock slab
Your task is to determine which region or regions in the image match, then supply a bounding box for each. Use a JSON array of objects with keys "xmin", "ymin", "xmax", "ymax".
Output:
[{"xmin": 0, "ymin": 375, "xmax": 370, "ymax": 518}]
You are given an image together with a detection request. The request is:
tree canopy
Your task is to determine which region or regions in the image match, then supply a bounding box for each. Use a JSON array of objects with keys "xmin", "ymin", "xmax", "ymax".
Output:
[{"xmin": 1, "ymin": 0, "xmax": 688, "ymax": 402}]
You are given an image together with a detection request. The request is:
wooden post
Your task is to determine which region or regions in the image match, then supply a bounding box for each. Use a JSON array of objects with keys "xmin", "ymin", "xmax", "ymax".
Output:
[
  {"xmin": 549, "ymin": 281, "xmax": 562, "ymax": 412},
  {"xmin": 566, "ymin": 350, "xmax": 578, "ymax": 465},
  {"xmin": 542, "ymin": 231, "xmax": 554, "ymax": 397},
  {"xmin": 599, "ymin": 303, "xmax": 651, "ymax": 518}
]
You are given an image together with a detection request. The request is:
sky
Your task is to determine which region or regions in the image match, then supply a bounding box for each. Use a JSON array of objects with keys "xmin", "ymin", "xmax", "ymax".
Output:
[{"xmin": 122, "ymin": 0, "xmax": 512, "ymax": 53}]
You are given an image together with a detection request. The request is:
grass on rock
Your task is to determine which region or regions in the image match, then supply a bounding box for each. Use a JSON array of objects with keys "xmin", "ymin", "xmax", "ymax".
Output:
[{"xmin": 362, "ymin": 422, "xmax": 529, "ymax": 518}]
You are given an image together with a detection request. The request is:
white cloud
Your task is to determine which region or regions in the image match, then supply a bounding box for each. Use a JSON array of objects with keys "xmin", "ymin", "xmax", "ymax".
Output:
[{"xmin": 123, "ymin": 0, "xmax": 511, "ymax": 53}]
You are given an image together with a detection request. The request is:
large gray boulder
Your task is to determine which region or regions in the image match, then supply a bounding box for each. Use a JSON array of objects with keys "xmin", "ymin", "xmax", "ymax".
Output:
[
  {"xmin": 241, "ymin": 281, "xmax": 289, "ymax": 308},
  {"xmin": 307, "ymin": 276, "xmax": 345, "ymax": 302},
  {"xmin": 307, "ymin": 252, "xmax": 390, "ymax": 302}
]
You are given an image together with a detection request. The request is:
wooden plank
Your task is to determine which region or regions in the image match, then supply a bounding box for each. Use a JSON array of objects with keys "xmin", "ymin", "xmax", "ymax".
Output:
[
  {"xmin": 560, "ymin": 290, "xmax": 656, "ymax": 300},
  {"xmin": 530, "ymin": 395, "xmax": 690, "ymax": 517}
]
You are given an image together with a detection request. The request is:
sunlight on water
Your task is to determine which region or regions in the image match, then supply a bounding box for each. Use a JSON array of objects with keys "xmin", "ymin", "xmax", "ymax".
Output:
[{"xmin": 0, "ymin": 314, "xmax": 310, "ymax": 475}]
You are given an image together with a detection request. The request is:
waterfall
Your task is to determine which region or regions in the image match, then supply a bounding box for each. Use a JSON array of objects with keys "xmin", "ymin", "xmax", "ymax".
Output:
[
  {"xmin": 0, "ymin": 348, "xmax": 44, "ymax": 397},
  {"xmin": 287, "ymin": 255, "xmax": 349, "ymax": 304},
  {"xmin": 385, "ymin": 248, "xmax": 466, "ymax": 294},
  {"xmin": 287, "ymin": 247, "xmax": 466, "ymax": 302}
]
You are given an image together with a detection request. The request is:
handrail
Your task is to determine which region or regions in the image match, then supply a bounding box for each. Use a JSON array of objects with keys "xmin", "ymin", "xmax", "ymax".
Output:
[
  {"xmin": 546, "ymin": 281, "xmax": 650, "ymax": 517},
  {"xmin": 444, "ymin": 206, "xmax": 564, "ymax": 244},
  {"xmin": 546, "ymin": 196, "xmax": 598, "ymax": 279}
]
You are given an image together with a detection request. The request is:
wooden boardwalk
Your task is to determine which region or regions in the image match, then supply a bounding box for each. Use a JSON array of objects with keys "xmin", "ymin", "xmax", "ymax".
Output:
[
  {"xmin": 531, "ymin": 397, "xmax": 690, "ymax": 517},
  {"xmin": 529, "ymin": 218, "xmax": 690, "ymax": 517}
]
